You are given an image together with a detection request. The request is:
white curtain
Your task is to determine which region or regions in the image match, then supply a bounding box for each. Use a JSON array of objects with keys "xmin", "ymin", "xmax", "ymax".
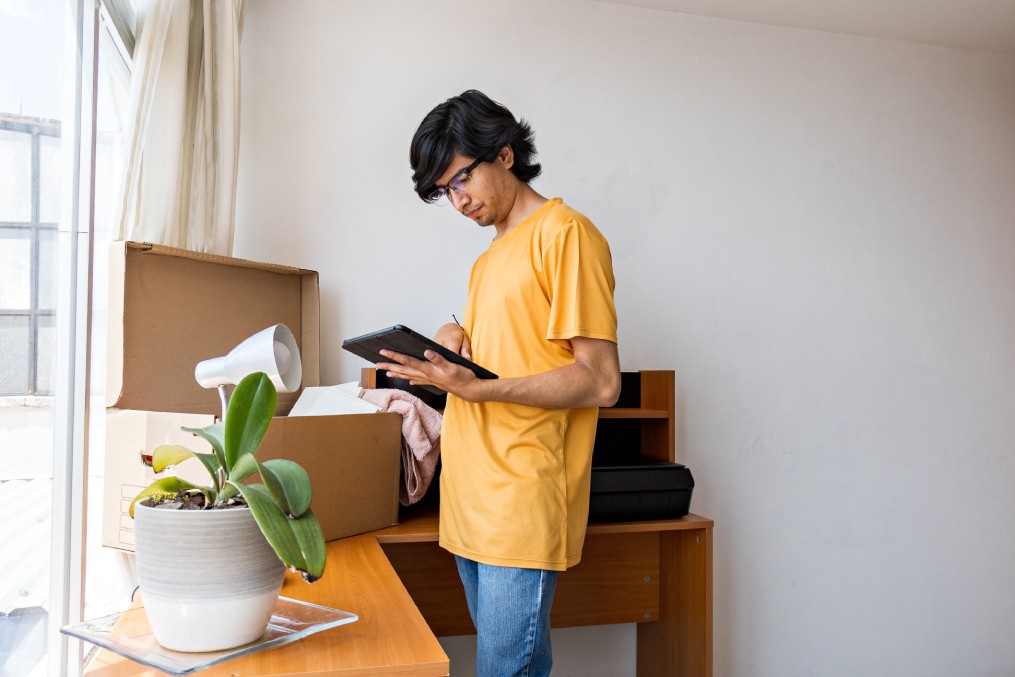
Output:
[{"xmin": 118, "ymin": 0, "xmax": 245, "ymax": 255}]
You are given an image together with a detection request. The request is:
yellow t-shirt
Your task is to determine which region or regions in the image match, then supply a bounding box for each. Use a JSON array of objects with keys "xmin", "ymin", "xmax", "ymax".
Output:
[{"xmin": 439, "ymin": 198, "xmax": 618, "ymax": 571}]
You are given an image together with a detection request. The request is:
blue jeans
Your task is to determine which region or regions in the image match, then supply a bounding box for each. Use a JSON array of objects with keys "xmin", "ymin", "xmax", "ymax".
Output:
[{"xmin": 454, "ymin": 556, "xmax": 558, "ymax": 677}]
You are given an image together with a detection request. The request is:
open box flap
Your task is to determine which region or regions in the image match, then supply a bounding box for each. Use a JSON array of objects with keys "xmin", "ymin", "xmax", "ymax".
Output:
[{"xmin": 106, "ymin": 241, "xmax": 321, "ymax": 415}]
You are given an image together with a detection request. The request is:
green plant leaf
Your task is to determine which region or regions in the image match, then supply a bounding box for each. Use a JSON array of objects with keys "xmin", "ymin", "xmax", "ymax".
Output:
[
  {"xmin": 218, "ymin": 453, "xmax": 259, "ymax": 502},
  {"xmin": 151, "ymin": 445, "xmax": 196, "ymax": 473},
  {"xmin": 128, "ymin": 476, "xmax": 199, "ymax": 518},
  {"xmin": 183, "ymin": 421, "xmax": 227, "ymax": 469},
  {"xmin": 229, "ymin": 482, "xmax": 307, "ymax": 573},
  {"xmin": 189, "ymin": 453, "xmax": 222, "ymax": 487},
  {"xmin": 257, "ymin": 458, "xmax": 313, "ymax": 518},
  {"xmin": 224, "ymin": 372, "xmax": 276, "ymax": 470},
  {"xmin": 150, "ymin": 446, "xmax": 220, "ymax": 489},
  {"xmin": 288, "ymin": 509, "xmax": 326, "ymax": 582},
  {"xmin": 230, "ymin": 453, "xmax": 259, "ymax": 482}
]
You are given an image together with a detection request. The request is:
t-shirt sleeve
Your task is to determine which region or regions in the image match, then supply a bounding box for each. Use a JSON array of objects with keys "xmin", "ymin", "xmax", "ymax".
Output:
[{"xmin": 541, "ymin": 218, "xmax": 618, "ymax": 346}]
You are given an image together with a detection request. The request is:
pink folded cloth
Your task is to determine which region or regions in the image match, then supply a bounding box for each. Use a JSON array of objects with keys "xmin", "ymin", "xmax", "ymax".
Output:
[{"xmin": 359, "ymin": 388, "xmax": 442, "ymax": 506}]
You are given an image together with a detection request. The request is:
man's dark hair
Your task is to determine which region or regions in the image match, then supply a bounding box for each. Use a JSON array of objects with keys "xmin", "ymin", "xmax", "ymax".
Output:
[{"xmin": 410, "ymin": 89, "xmax": 542, "ymax": 203}]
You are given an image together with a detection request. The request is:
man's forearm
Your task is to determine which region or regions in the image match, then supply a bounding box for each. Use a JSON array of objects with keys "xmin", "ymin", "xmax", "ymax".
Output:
[
  {"xmin": 459, "ymin": 355, "xmax": 620, "ymax": 409},
  {"xmin": 453, "ymin": 335, "xmax": 621, "ymax": 408},
  {"xmin": 377, "ymin": 337, "xmax": 620, "ymax": 409}
]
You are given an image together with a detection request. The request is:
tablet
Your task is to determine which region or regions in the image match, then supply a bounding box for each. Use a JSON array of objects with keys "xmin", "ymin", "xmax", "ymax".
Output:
[{"xmin": 342, "ymin": 325, "xmax": 498, "ymax": 382}]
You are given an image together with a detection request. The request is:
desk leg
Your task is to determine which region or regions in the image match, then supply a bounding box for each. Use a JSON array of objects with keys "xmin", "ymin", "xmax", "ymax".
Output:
[{"xmin": 636, "ymin": 528, "xmax": 713, "ymax": 677}]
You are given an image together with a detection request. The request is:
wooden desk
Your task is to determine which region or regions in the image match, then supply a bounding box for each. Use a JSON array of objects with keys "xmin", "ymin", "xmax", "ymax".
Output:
[
  {"xmin": 379, "ymin": 508, "xmax": 714, "ymax": 677},
  {"xmin": 86, "ymin": 507, "xmax": 712, "ymax": 676}
]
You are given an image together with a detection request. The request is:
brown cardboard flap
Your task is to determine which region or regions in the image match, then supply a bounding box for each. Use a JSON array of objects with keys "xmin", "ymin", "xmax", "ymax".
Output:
[{"xmin": 107, "ymin": 241, "xmax": 320, "ymax": 415}]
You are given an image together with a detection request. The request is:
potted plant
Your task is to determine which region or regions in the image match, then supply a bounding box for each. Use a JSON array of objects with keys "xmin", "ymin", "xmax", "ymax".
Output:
[{"xmin": 128, "ymin": 371, "xmax": 326, "ymax": 652}]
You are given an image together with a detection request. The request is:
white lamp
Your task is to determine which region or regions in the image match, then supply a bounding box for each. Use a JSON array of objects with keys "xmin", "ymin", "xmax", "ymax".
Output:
[{"xmin": 195, "ymin": 324, "xmax": 302, "ymax": 419}]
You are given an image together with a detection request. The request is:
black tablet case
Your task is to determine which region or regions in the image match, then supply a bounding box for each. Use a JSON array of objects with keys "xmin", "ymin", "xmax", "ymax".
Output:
[
  {"xmin": 588, "ymin": 458, "xmax": 694, "ymax": 522},
  {"xmin": 342, "ymin": 325, "xmax": 497, "ymax": 394}
]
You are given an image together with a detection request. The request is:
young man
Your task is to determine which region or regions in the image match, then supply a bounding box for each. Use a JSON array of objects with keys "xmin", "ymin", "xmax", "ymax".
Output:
[{"xmin": 379, "ymin": 90, "xmax": 620, "ymax": 677}]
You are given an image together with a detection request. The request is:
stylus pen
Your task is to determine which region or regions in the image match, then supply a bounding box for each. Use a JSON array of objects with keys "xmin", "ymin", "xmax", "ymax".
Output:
[{"xmin": 452, "ymin": 314, "xmax": 463, "ymax": 327}]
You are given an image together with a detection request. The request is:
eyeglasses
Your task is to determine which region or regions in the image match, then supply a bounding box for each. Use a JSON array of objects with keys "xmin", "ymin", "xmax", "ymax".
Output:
[{"xmin": 427, "ymin": 153, "xmax": 492, "ymax": 203}]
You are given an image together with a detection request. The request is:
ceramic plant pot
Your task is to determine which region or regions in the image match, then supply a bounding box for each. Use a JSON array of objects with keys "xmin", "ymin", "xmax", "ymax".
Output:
[{"xmin": 134, "ymin": 502, "xmax": 286, "ymax": 652}]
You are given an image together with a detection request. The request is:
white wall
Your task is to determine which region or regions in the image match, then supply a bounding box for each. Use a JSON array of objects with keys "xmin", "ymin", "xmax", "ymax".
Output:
[{"xmin": 234, "ymin": 2, "xmax": 1015, "ymax": 675}]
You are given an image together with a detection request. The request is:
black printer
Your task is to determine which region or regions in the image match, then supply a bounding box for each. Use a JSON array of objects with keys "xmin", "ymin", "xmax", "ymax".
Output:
[{"xmin": 588, "ymin": 457, "xmax": 694, "ymax": 523}]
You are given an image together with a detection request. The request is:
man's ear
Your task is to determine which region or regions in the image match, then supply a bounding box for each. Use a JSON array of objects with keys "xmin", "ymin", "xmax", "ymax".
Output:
[{"xmin": 497, "ymin": 145, "xmax": 514, "ymax": 170}]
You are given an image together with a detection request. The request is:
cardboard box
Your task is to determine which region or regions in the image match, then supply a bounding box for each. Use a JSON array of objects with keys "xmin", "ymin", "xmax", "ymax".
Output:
[
  {"xmin": 103, "ymin": 242, "xmax": 402, "ymax": 551},
  {"xmin": 102, "ymin": 410, "xmax": 216, "ymax": 550},
  {"xmin": 257, "ymin": 415, "xmax": 401, "ymax": 539}
]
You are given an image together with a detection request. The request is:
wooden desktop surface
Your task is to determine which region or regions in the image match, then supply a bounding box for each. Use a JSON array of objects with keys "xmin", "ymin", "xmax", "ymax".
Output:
[{"xmin": 85, "ymin": 507, "xmax": 712, "ymax": 676}]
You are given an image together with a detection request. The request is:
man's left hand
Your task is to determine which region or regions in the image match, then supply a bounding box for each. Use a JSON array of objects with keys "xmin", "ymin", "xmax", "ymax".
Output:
[{"xmin": 377, "ymin": 349, "xmax": 482, "ymax": 400}]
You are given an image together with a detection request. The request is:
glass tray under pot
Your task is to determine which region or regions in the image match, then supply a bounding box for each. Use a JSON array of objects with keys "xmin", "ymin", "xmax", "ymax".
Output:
[{"xmin": 61, "ymin": 596, "xmax": 358, "ymax": 676}]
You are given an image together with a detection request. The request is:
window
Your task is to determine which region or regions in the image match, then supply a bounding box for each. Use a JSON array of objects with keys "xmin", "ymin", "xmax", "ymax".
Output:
[{"xmin": 0, "ymin": 117, "xmax": 60, "ymax": 396}]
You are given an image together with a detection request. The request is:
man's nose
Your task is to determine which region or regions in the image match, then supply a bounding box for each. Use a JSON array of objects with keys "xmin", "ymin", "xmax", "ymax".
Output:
[{"xmin": 449, "ymin": 189, "xmax": 469, "ymax": 211}]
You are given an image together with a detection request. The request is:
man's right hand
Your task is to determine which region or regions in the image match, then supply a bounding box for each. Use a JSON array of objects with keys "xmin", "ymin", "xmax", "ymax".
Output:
[{"xmin": 434, "ymin": 322, "xmax": 472, "ymax": 360}]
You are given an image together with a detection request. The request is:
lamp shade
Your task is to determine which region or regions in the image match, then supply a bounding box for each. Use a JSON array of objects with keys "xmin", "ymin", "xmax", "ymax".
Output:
[{"xmin": 194, "ymin": 324, "xmax": 302, "ymax": 393}]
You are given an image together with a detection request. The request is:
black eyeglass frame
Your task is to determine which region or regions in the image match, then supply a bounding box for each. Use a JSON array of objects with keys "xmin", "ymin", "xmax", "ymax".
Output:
[{"xmin": 427, "ymin": 150, "xmax": 499, "ymax": 203}]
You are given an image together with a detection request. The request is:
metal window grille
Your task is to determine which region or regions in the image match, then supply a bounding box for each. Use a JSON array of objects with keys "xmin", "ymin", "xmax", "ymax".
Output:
[{"xmin": 0, "ymin": 115, "xmax": 60, "ymax": 396}]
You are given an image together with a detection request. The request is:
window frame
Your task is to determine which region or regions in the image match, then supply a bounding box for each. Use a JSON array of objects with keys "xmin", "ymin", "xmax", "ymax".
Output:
[{"xmin": 48, "ymin": 1, "xmax": 133, "ymax": 675}]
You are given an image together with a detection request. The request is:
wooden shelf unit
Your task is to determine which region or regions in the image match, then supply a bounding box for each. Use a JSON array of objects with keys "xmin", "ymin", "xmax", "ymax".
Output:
[{"xmin": 593, "ymin": 370, "xmax": 677, "ymax": 466}]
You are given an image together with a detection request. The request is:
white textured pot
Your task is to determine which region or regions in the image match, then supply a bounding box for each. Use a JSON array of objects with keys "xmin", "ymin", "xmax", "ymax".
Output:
[{"xmin": 134, "ymin": 502, "xmax": 286, "ymax": 652}]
